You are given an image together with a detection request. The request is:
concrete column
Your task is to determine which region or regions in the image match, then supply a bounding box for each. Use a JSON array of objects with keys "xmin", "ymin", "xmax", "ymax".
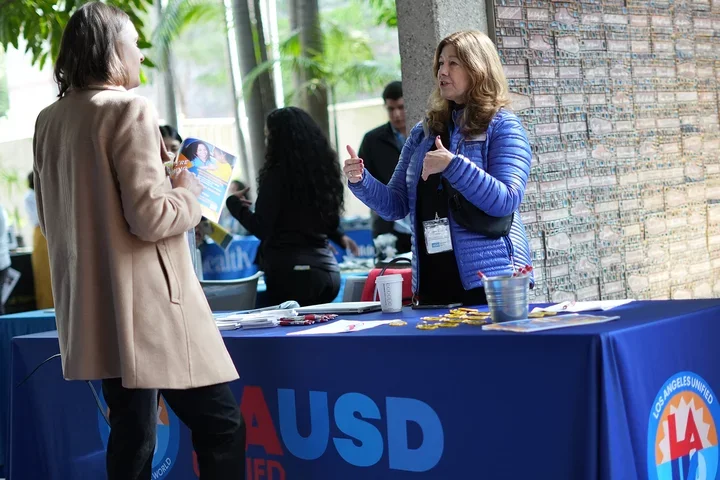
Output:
[{"xmin": 395, "ymin": 0, "xmax": 490, "ymax": 128}]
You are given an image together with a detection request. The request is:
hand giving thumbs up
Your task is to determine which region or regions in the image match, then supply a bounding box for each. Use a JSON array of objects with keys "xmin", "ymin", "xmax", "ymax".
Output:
[
  {"xmin": 343, "ymin": 145, "xmax": 365, "ymax": 184},
  {"xmin": 422, "ymin": 136, "xmax": 454, "ymax": 181}
]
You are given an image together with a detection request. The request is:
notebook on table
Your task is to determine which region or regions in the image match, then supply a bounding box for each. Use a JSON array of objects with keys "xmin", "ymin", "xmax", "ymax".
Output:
[{"xmin": 295, "ymin": 302, "xmax": 382, "ymax": 314}]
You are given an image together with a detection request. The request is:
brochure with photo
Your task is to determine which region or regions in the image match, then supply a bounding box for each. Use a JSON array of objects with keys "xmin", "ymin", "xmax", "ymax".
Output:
[{"xmin": 172, "ymin": 138, "xmax": 237, "ymax": 223}]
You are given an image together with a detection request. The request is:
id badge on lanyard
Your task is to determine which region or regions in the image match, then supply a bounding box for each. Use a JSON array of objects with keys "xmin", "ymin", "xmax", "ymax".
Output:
[
  {"xmin": 423, "ymin": 214, "xmax": 452, "ymax": 254},
  {"xmin": 421, "ymin": 137, "xmax": 462, "ymax": 255}
]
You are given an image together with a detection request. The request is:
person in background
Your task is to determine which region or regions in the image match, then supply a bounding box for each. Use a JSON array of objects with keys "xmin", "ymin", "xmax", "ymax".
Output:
[
  {"xmin": 344, "ymin": 30, "xmax": 533, "ymax": 306},
  {"xmin": 219, "ymin": 180, "xmax": 249, "ymax": 236},
  {"xmin": 33, "ymin": 3, "xmax": 245, "ymax": 479},
  {"xmin": 226, "ymin": 107, "xmax": 359, "ymax": 306},
  {"xmin": 159, "ymin": 124, "xmax": 182, "ymax": 157},
  {"xmin": 358, "ymin": 81, "xmax": 412, "ymax": 254},
  {"xmin": 25, "ymin": 172, "xmax": 54, "ymax": 309},
  {"xmin": 0, "ymin": 202, "xmax": 10, "ymax": 315}
]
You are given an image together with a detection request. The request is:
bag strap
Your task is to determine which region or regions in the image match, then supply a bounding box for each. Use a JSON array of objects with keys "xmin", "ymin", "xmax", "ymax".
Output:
[
  {"xmin": 374, "ymin": 256, "xmax": 411, "ymax": 302},
  {"xmin": 379, "ymin": 256, "xmax": 411, "ymax": 276}
]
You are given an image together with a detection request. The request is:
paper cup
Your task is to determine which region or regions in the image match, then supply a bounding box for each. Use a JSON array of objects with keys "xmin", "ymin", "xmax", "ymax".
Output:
[{"xmin": 375, "ymin": 274, "xmax": 403, "ymax": 313}]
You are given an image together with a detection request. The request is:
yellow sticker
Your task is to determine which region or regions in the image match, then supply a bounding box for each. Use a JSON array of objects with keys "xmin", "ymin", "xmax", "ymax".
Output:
[
  {"xmin": 462, "ymin": 319, "xmax": 488, "ymax": 326},
  {"xmin": 436, "ymin": 322, "xmax": 460, "ymax": 328},
  {"xmin": 388, "ymin": 320, "xmax": 408, "ymax": 327},
  {"xmin": 416, "ymin": 323, "xmax": 439, "ymax": 330}
]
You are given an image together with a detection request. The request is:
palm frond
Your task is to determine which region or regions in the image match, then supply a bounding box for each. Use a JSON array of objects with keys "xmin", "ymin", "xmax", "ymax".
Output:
[
  {"xmin": 242, "ymin": 54, "xmax": 324, "ymax": 97},
  {"xmin": 245, "ymin": 8, "xmax": 398, "ymax": 107},
  {"xmin": 152, "ymin": 0, "xmax": 223, "ymax": 67},
  {"xmin": 241, "ymin": 58, "xmax": 276, "ymax": 95},
  {"xmin": 338, "ymin": 60, "xmax": 396, "ymax": 91},
  {"xmin": 278, "ymin": 29, "xmax": 302, "ymax": 57}
]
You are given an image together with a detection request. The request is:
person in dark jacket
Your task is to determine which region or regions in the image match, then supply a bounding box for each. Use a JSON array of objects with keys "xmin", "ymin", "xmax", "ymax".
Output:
[
  {"xmin": 344, "ymin": 30, "xmax": 533, "ymax": 306},
  {"xmin": 226, "ymin": 107, "xmax": 358, "ymax": 306},
  {"xmin": 358, "ymin": 81, "xmax": 412, "ymax": 254}
]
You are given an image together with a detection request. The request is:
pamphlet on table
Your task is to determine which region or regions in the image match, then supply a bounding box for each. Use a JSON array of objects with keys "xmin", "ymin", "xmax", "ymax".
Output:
[
  {"xmin": 531, "ymin": 299, "xmax": 634, "ymax": 314},
  {"xmin": 482, "ymin": 314, "xmax": 620, "ymax": 333},
  {"xmin": 286, "ymin": 319, "xmax": 398, "ymax": 335}
]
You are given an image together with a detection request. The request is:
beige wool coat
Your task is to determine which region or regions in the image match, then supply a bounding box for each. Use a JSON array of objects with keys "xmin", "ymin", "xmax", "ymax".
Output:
[{"xmin": 33, "ymin": 86, "xmax": 239, "ymax": 389}]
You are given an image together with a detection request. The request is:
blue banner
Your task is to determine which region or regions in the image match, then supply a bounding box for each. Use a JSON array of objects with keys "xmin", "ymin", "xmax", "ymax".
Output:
[{"xmin": 200, "ymin": 236, "xmax": 260, "ymax": 280}]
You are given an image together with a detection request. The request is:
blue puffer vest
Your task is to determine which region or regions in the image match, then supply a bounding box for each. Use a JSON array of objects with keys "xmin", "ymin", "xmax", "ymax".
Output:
[{"xmin": 349, "ymin": 108, "xmax": 533, "ymax": 293}]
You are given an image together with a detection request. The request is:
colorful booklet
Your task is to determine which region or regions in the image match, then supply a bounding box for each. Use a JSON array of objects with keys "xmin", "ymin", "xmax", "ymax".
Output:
[
  {"xmin": 481, "ymin": 314, "xmax": 620, "ymax": 333},
  {"xmin": 173, "ymin": 138, "xmax": 237, "ymax": 223}
]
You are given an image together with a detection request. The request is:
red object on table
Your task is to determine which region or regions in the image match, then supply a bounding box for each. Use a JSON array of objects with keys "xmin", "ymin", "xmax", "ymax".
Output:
[{"xmin": 360, "ymin": 268, "xmax": 413, "ymax": 302}]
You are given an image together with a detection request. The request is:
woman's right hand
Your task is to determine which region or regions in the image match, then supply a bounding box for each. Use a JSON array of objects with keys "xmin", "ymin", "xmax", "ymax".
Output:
[
  {"xmin": 172, "ymin": 169, "xmax": 203, "ymax": 197},
  {"xmin": 343, "ymin": 145, "xmax": 364, "ymax": 184}
]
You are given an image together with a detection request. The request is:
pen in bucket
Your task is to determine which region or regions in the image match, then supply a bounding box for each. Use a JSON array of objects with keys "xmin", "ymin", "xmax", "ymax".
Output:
[{"xmin": 512, "ymin": 265, "xmax": 533, "ymax": 277}]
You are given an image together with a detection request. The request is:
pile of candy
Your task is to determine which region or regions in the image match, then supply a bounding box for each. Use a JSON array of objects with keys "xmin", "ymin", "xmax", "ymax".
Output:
[{"xmin": 416, "ymin": 307, "xmax": 490, "ymax": 330}]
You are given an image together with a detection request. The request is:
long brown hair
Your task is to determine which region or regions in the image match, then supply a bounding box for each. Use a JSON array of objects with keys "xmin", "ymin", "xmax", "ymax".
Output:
[
  {"xmin": 426, "ymin": 30, "xmax": 510, "ymax": 137},
  {"xmin": 54, "ymin": 2, "xmax": 130, "ymax": 98}
]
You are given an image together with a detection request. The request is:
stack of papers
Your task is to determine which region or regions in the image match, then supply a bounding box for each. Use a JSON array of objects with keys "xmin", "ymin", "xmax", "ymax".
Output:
[
  {"xmin": 482, "ymin": 314, "xmax": 620, "ymax": 333},
  {"xmin": 531, "ymin": 299, "xmax": 633, "ymax": 314},
  {"xmin": 213, "ymin": 309, "xmax": 297, "ymax": 330}
]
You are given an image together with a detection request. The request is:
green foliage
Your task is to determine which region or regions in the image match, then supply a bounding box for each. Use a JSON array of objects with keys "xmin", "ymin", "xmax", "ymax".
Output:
[
  {"xmin": 245, "ymin": 6, "xmax": 398, "ymax": 106},
  {"xmin": 151, "ymin": 0, "xmax": 223, "ymax": 69},
  {"xmin": 364, "ymin": 0, "xmax": 397, "ymax": 28},
  {"xmin": 0, "ymin": 0, "xmax": 154, "ymax": 69},
  {"xmin": 0, "ymin": 47, "xmax": 8, "ymax": 118},
  {"xmin": 0, "ymin": 166, "xmax": 23, "ymax": 228},
  {"xmin": 244, "ymin": 9, "xmax": 398, "ymax": 146}
]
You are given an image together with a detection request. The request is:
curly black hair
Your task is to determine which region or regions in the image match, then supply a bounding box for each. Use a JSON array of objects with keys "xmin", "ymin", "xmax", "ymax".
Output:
[{"xmin": 259, "ymin": 107, "xmax": 344, "ymax": 228}]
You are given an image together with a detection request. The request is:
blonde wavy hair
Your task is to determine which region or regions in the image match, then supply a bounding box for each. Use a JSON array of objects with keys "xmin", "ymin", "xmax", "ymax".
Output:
[{"xmin": 426, "ymin": 30, "xmax": 510, "ymax": 137}]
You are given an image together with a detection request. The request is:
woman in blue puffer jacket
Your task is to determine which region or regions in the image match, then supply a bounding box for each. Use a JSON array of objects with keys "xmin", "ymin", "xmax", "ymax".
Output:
[{"xmin": 344, "ymin": 30, "xmax": 533, "ymax": 306}]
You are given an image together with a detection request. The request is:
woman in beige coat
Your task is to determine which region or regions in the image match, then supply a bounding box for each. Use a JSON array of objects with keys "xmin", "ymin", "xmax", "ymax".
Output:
[{"xmin": 32, "ymin": 3, "xmax": 244, "ymax": 479}]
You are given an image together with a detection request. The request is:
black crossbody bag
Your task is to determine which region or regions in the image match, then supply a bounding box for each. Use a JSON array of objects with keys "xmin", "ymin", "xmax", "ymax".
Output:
[{"xmin": 431, "ymin": 127, "xmax": 514, "ymax": 239}]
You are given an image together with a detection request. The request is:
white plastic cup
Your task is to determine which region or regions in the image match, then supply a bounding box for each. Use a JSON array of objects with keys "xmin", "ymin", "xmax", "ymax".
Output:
[{"xmin": 374, "ymin": 274, "xmax": 404, "ymax": 313}]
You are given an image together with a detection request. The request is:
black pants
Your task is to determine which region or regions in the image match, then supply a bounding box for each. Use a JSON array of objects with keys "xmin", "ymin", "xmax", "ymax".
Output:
[
  {"xmin": 102, "ymin": 378, "xmax": 245, "ymax": 480},
  {"xmin": 0, "ymin": 267, "xmax": 8, "ymax": 315},
  {"xmin": 264, "ymin": 266, "xmax": 341, "ymax": 307}
]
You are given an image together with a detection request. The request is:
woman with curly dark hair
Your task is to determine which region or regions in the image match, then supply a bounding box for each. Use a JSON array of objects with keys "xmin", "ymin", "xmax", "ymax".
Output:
[{"xmin": 226, "ymin": 107, "xmax": 358, "ymax": 306}]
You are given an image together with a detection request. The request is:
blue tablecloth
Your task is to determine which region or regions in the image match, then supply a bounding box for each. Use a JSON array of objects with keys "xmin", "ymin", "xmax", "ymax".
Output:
[
  {"xmin": 0, "ymin": 310, "xmax": 56, "ymax": 473},
  {"xmin": 9, "ymin": 300, "xmax": 720, "ymax": 479}
]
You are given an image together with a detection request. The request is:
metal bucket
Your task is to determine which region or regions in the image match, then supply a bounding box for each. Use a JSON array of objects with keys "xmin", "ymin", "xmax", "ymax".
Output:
[{"xmin": 484, "ymin": 275, "xmax": 530, "ymax": 323}]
